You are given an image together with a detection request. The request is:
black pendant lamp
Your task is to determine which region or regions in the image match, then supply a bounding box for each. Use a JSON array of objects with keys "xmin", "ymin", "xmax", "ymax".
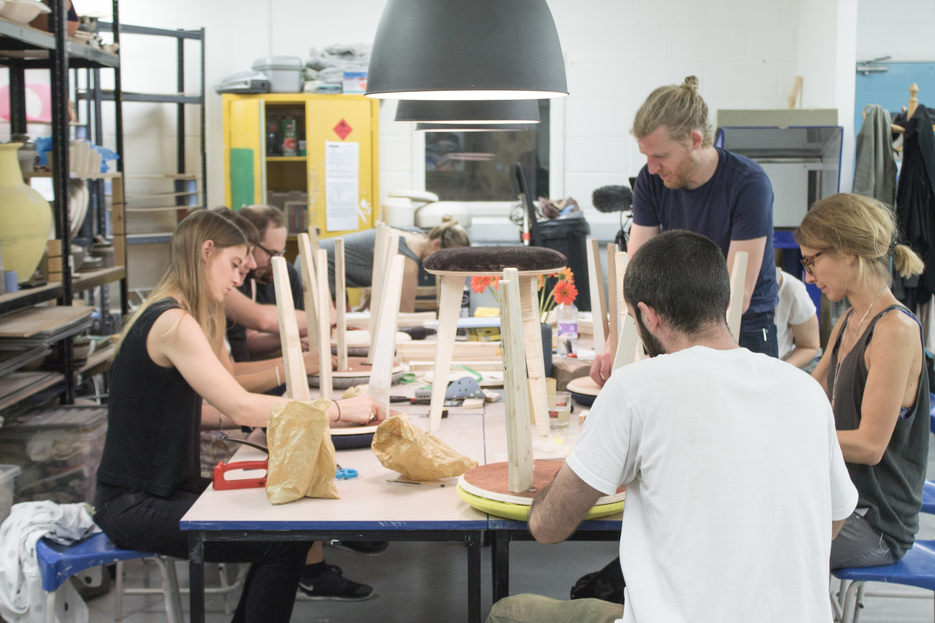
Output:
[
  {"xmin": 366, "ymin": 0, "xmax": 568, "ymax": 100},
  {"xmin": 416, "ymin": 123, "xmax": 536, "ymax": 132}
]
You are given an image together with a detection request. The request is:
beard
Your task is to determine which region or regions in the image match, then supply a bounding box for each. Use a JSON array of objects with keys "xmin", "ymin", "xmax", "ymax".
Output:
[
  {"xmin": 252, "ymin": 265, "xmax": 273, "ymax": 285},
  {"xmin": 635, "ymin": 309, "xmax": 666, "ymax": 358},
  {"xmin": 659, "ymin": 155, "xmax": 697, "ymax": 190}
]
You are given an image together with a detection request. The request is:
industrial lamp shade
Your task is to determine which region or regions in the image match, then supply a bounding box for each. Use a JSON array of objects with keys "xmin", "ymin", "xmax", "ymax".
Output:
[
  {"xmin": 415, "ymin": 123, "xmax": 536, "ymax": 132},
  {"xmin": 366, "ymin": 0, "xmax": 568, "ymax": 100},
  {"xmin": 396, "ymin": 100, "xmax": 540, "ymax": 124}
]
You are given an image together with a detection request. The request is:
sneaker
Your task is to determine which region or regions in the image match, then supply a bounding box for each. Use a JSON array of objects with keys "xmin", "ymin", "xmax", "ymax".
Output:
[
  {"xmin": 298, "ymin": 564, "xmax": 374, "ymax": 601},
  {"xmin": 327, "ymin": 539, "xmax": 389, "ymax": 556}
]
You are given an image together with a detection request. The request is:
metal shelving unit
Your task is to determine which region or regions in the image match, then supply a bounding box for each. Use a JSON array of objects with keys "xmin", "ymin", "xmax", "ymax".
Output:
[
  {"xmin": 78, "ymin": 22, "xmax": 205, "ymax": 248},
  {"xmin": 0, "ymin": 0, "xmax": 124, "ymax": 409}
]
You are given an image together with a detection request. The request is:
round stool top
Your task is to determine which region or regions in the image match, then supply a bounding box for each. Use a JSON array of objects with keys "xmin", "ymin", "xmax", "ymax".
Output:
[{"xmin": 423, "ymin": 246, "xmax": 567, "ymax": 276}]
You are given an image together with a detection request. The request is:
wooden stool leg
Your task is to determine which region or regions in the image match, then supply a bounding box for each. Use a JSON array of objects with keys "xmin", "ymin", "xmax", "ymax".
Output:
[
  {"xmin": 368, "ymin": 255, "xmax": 404, "ymax": 417},
  {"xmin": 429, "ymin": 274, "xmax": 465, "ymax": 432},
  {"xmin": 501, "ymin": 268, "xmax": 534, "ymax": 493},
  {"xmin": 518, "ymin": 275, "xmax": 550, "ymax": 437}
]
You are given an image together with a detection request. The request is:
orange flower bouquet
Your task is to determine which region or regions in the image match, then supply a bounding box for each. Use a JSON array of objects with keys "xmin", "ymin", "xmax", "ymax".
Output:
[{"xmin": 470, "ymin": 267, "xmax": 577, "ymax": 322}]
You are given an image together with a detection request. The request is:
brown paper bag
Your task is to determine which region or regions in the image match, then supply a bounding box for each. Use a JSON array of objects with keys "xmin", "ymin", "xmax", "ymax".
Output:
[
  {"xmin": 265, "ymin": 399, "xmax": 339, "ymax": 504},
  {"xmin": 371, "ymin": 413, "xmax": 478, "ymax": 481}
]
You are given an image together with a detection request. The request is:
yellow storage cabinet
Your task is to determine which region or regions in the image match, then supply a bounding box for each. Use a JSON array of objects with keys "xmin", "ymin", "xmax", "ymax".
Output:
[{"xmin": 222, "ymin": 93, "xmax": 380, "ymax": 238}]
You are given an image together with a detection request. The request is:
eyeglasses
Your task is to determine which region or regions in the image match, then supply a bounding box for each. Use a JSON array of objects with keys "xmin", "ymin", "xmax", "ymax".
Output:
[
  {"xmin": 800, "ymin": 251, "xmax": 823, "ymax": 276},
  {"xmin": 255, "ymin": 243, "xmax": 286, "ymax": 258}
]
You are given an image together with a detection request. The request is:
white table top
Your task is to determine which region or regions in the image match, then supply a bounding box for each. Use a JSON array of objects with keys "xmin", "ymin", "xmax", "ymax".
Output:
[{"xmin": 181, "ymin": 408, "xmax": 489, "ymax": 532}]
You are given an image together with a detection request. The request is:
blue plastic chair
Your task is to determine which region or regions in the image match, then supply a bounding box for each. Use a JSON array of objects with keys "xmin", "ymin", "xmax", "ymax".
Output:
[
  {"xmin": 36, "ymin": 532, "xmax": 182, "ymax": 623},
  {"xmin": 832, "ymin": 540, "xmax": 935, "ymax": 623}
]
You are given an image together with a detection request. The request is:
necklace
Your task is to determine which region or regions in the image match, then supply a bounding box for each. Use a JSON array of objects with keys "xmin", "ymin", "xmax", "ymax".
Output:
[{"xmin": 831, "ymin": 286, "xmax": 887, "ymax": 409}]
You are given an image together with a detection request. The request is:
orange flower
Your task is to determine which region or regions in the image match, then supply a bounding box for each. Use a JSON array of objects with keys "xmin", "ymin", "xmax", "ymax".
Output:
[
  {"xmin": 537, "ymin": 274, "xmax": 545, "ymax": 291},
  {"xmin": 558, "ymin": 267, "xmax": 574, "ymax": 283},
  {"xmin": 470, "ymin": 276, "xmax": 489, "ymax": 294},
  {"xmin": 553, "ymin": 280, "xmax": 578, "ymax": 306}
]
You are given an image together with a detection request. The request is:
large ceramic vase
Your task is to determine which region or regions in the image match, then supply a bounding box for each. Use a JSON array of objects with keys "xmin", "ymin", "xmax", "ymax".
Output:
[{"xmin": 0, "ymin": 143, "xmax": 52, "ymax": 283}]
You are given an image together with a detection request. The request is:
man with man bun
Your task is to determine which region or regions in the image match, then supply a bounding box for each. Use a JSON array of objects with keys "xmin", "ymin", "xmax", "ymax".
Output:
[{"xmin": 591, "ymin": 76, "xmax": 779, "ymax": 385}]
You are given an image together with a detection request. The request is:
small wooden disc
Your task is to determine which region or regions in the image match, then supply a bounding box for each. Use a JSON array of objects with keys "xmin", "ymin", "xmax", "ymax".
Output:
[
  {"xmin": 567, "ymin": 376, "xmax": 601, "ymax": 397},
  {"xmin": 458, "ymin": 460, "xmax": 625, "ymax": 506}
]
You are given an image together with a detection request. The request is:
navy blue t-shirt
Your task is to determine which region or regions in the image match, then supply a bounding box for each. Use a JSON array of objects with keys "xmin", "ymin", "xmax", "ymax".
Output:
[{"xmin": 632, "ymin": 148, "xmax": 778, "ymax": 317}]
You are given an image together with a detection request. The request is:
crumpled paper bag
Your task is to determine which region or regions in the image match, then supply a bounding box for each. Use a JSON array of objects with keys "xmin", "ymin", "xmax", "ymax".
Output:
[
  {"xmin": 371, "ymin": 413, "xmax": 478, "ymax": 481},
  {"xmin": 266, "ymin": 399, "xmax": 339, "ymax": 504}
]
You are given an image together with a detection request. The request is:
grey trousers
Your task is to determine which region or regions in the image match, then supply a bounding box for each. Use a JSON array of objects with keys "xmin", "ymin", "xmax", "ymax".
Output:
[
  {"xmin": 830, "ymin": 511, "xmax": 900, "ymax": 570},
  {"xmin": 487, "ymin": 594, "xmax": 623, "ymax": 623}
]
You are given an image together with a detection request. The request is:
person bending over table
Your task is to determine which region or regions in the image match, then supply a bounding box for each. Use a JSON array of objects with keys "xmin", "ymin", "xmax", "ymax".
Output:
[
  {"xmin": 796, "ymin": 193, "xmax": 929, "ymax": 570},
  {"xmin": 590, "ymin": 76, "xmax": 778, "ymax": 386},
  {"xmin": 487, "ymin": 230, "xmax": 856, "ymax": 623},
  {"xmin": 93, "ymin": 210, "xmax": 386, "ymax": 623},
  {"xmin": 774, "ymin": 266, "xmax": 820, "ymax": 369},
  {"xmin": 312, "ymin": 215, "xmax": 471, "ymax": 313},
  {"xmin": 224, "ymin": 205, "xmax": 336, "ymax": 361}
]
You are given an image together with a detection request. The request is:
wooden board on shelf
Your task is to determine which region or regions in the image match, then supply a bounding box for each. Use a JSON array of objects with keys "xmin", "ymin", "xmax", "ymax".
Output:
[
  {"xmin": 0, "ymin": 307, "xmax": 93, "ymax": 338},
  {"xmin": 0, "ymin": 372, "xmax": 64, "ymax": 412}
]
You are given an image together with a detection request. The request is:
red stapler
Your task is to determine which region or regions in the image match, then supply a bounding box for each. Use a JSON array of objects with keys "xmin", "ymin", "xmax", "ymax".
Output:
[{"xmin": 212, "ymin": 436, "xmax": 269, "ymax": 490}]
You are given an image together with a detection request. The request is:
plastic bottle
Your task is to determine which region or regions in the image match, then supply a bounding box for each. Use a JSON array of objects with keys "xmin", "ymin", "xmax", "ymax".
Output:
[
  {"xmin": 556, "ymin": 302, "xmax": 578, "ymax": 357},
  {"xmin": 281, "ymin": 118, "xmax": 298, "ymax": 157},
  {"xmin": 266, "ymin": 122, "xmax": 281, "ymax": 157}
]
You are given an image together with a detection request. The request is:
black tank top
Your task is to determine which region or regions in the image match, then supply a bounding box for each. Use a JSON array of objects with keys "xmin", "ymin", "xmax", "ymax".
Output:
[
  {"xmin": 97, "ymin": 298, "xmax": 203, "ymax": 498},
  {"xmin": 828, "ymin": 304, "xmax": 929, "ymax": 557}
]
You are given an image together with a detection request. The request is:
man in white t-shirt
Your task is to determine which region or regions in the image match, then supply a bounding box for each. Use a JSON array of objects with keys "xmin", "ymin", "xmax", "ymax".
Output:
[
  {"xmin": 774, "ymin": 266, "xmax": 820, "ymax": 368},
  {"xmin": 487, "ymin": 230, "xmax": 857, "ymax": 623}
]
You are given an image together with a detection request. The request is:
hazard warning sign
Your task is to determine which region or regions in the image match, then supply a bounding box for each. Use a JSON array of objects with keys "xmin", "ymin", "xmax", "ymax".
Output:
[{"xmin": 333, "ymin": 119, "xmax": 353, "ymax": 141}]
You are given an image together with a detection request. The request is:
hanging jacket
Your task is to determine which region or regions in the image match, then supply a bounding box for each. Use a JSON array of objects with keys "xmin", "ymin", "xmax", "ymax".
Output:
[
  {"xmin": 854, "ymin": 105, "xmax": 898, "ymax": 206},
  {"xmin": 895, "ymin": 105, "xmax": 935, "ymax": 298}
]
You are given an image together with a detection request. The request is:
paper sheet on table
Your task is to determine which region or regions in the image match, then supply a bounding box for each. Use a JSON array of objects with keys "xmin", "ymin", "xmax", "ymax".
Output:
[
  {"xmin": 265, "ymin": 399, "xmax": 339, "ymax": 504},
  {"xmin": 325, "ymin": 141, "xmax": 359, "ymax": 231},
  {"xmin": 372, "ymin": 413, "xmax": 478, "ymax": 482}
]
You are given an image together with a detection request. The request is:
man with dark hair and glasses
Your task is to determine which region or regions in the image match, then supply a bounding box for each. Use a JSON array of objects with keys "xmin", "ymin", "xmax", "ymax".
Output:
[
  {"xmin": 223, "ymin": 205, "xmax": 307, "ymax": 361},
  {"xmin": 488, "ymin": 230, "xmax": 856, "ymax": 623}
]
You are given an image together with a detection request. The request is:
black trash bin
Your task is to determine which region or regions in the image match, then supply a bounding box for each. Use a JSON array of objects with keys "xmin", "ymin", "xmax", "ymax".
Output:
[{"xmin": 538, "ymin": 214, "xmax": 591, "ymax": 311}]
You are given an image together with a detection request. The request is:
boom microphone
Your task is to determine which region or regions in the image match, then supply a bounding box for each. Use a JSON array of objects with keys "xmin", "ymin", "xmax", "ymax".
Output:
[{"xmin": 591, "ymin": 185, "xmax": 633, "ymax": 213}]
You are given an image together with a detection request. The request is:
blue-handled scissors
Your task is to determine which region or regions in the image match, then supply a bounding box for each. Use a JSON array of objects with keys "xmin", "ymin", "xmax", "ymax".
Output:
[{"xmin": 336, "ymin": 465, "xmax": 358, "ymax": 480}]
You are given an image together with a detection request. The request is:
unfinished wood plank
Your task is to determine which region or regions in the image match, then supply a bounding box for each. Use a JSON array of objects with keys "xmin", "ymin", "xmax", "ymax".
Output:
[
  {"xmin": 272, "ymin": 257, "xmax": 309, "ymax": 401},
  {"xmin": 726, "ymin": 251, "xmax": 748, "ymax": 342},
  {"xmin": 586, "ymin": 238, "xmax": 608, "ymax": 350},
  {"xmin": 335, "ymin": 238, "xmax": 348, "ymax": 371},
  {"xmin": 429, "ymin": 274, "xmax": 467, "ymax": 432},
  {"xmin": 519, "ymin": 274, "xmax": 550, "ymax": 437},
  {"xmin": 500, "ymin": 268, "xmax": 534, "ymax": 493},
  {"xmin": 0, "ymin": 307, "xmax": 93, "ymax": 338},
  {"xmin": 369, "ymin": 230, "xmax": 400, "ymax": 364},
  {"xmin": 606, "ymin": 243, "xmax": 619, "ymax": 366},
  {"xmin": 297, "ymin": 233, "xmax": 320, "ymax": 353},
  {"xmin": 612, "ymin": 313, "xmax": 640, "ymax": 371},
  {"xmin": 614, "ymin": 251, "xmax": 629, "ymax": 326},
  {"xmin": 315, "ymin": 249, "xmax": 333, "ymax": 401},
  {"xmin": 396, "ymin": 341, "xmax": 501, "ymax": 363},
  {"xmin": 368, "ymin": 223, "xmax": 388, "ymax": 340},
  {"xmin": 368, "ymin": 254, "xmax": 405, "ymax": 419}
]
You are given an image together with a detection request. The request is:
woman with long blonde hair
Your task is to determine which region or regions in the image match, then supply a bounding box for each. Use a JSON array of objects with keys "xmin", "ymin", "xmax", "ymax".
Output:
[
  {"xmin": 796, "ymin": 193, "xmax": 928, "ymax": 569},
  {"xmin": 94, "ymin": 210, "xmax": 384, "ymax": 622}
]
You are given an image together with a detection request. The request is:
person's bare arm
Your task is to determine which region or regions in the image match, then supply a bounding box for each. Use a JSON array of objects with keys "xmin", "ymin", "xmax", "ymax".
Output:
[
  {"xmin": 726, "ymin": 237, "xmax": 767, "ymax": 314},
  {"xmin": 528, "ymin": 464, "xmax": 604, "ymax": 544},
  {"xmin": 837, "ymin": 313, "xmax": 922, "ymax": 465},
  {"xmin": 832, "ymin": 518, "xmax": 848, "ymax": 539},
  {"xmin": 399, "ymin": 257, "xmax": 420, "ymax": 314},
  {"xmin": 224, "ymin": 288, "xmax": 308, "ymax": 333},
  {"xmin": 810, "ymin": 312, "xmax": 848, "ymax": 394},
  {"xmin": 783, "ymin": 315, "xmax": 820, "ymax": 369}
]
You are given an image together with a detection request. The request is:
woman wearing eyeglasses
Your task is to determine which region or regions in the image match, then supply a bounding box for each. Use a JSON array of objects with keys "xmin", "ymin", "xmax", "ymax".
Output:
[{"xmin": 795, "ymin": 193, "xmax": 928, "ymax": 570}]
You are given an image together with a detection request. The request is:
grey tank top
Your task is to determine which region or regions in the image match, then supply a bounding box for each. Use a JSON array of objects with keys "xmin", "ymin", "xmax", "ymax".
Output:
[
  {"xmin": 828, "ymin": 304, "xmax": 929, "ymax": 557},
  {"xmin": 313, "ymin": 229, "xmax": 420, "ymax": 294}
]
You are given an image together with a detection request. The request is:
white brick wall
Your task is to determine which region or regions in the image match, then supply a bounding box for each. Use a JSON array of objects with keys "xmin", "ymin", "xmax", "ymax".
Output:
[{"xmin": 86, "ymin": 0, "xmax": 875, "ymax": 230}]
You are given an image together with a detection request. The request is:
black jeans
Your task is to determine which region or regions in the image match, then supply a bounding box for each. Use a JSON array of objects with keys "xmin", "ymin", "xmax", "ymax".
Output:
[
  {"xmin": 94, "ymin": 483, "xmax": 308, "ymax": 623},
  {"xmin": 739, "ymin": 311, "xmax": 779, "ymax": 357}
]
